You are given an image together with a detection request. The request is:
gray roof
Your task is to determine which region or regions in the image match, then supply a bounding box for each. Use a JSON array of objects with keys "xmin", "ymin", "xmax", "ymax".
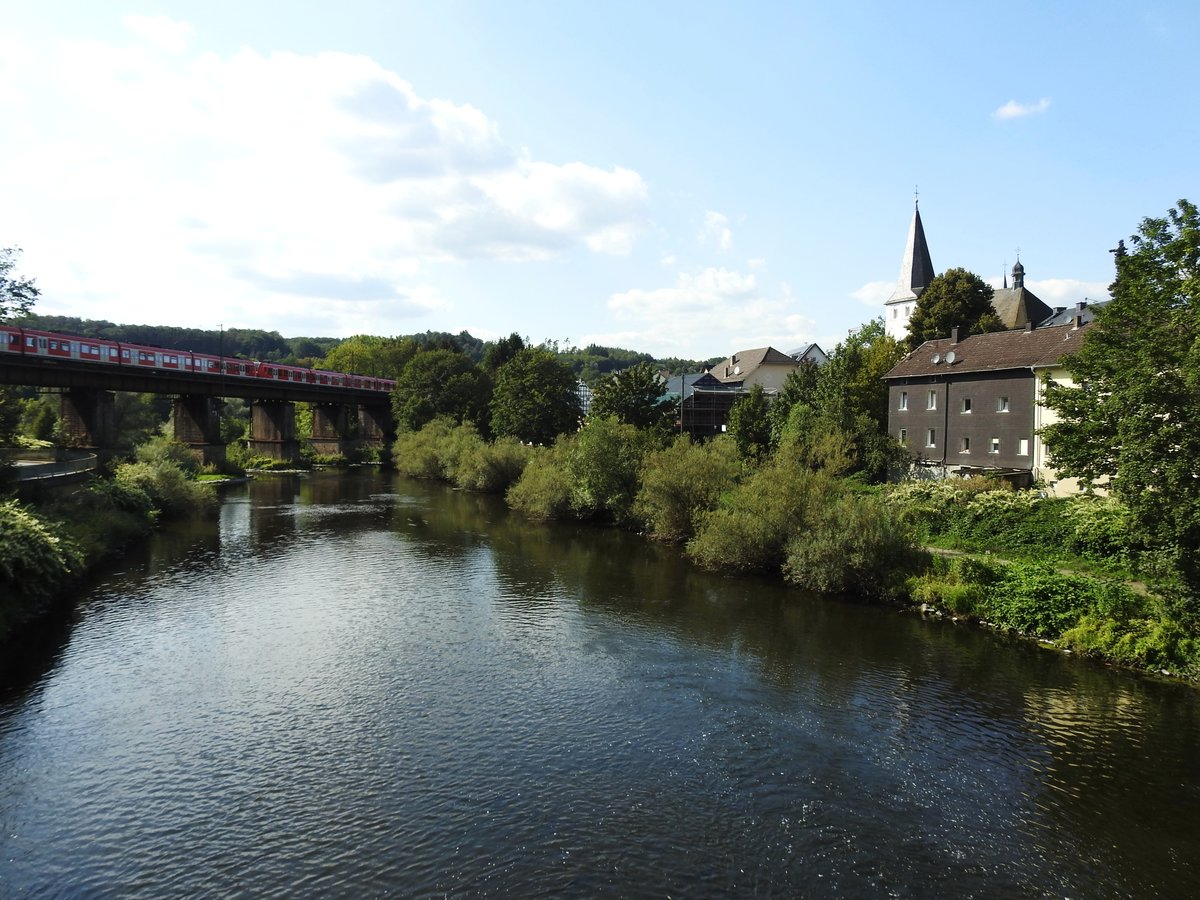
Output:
[
  {"xmin": 710, "ymin": 346, "xmax": 800, "ymax": 384},
  {"xmin": 1039, "ymin": 299, "xmax": 1109, "ymax": 327},
  {"xmin": 883, "ymin": 322, "xmax": 1090, "ymax": 379},
  {"xmin": 786, "ymin": 343, "xmax": 829, "ymax": 364},
  {"xmin": 990, "ymin": 286, "xmax": 1054, "ymax": 330},
  {"xmin": 886, "ymin": 203, "xmax": 935, "ymax": 304}
]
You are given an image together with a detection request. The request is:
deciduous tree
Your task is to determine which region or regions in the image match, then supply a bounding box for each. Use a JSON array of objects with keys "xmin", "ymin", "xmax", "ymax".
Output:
[
  {"xmin": 392, "ymin": 349, "xmax": 491, "ymax": 433},
  {"xmin": 589, "ymin": 362, "xmax": 672, "ymax": 430},
  {"xmin": 490, "ymin": 347, "xmax": 582, "ymax": 445},
  {"xmin": 905, "ymin": 267, "xmax": 1002, "ymax": 349},
  {"xmin": 0, "ymin": 247, "xmax": 38, "ymax": 320},
  {"xmin": 1042, "ymin": 199, "xmax": 1200, "ymax": 610}
]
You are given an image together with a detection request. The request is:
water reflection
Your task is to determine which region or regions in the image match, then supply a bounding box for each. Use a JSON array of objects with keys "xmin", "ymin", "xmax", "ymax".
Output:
[{"xmin": 0, "ymin": 470, "xmax": 1196, "ymax": 898}]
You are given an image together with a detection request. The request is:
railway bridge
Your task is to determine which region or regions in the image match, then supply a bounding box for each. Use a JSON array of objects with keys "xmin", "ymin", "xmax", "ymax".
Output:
[{"xmin": 0, "ymin": 353, "xmax": 394, "ymax": 464}]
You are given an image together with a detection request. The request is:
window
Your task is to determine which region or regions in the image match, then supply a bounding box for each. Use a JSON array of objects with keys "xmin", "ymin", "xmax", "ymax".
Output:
[
  {"xmin": 989, "ymin": 437, "xmax": 1000, "ymax": 454},
  {"xmin": 959, "ymin": 436, "xmax": 971, "ymax": 453},
  {"xmin": 926, "ymin": 429, "xmax": 936, "ymax": 448},
  {"xmin": 892, "ymin": 308, "xmax": 898, "ymax": 319},
  {"xmin": 899, "ymin": 391, "xmax": 908, "ymax": 410},
  {"xmin": 997, "ymin": 396, "xmax": 1010, "ymax": 413},
  {"xmin": 961, "ymin": 397, "xmax": 972, "ymax": 413},
  {"xmin": 927, "ymin": 390, "xmax": 937, "ymax": 410},
  {"xmin": 1017, "ymin": 438, "xmax": 1029, "ymax": 456},
  {"xmin": 899, "ymin": 428, "xmax": 908, "ymax": 444}
]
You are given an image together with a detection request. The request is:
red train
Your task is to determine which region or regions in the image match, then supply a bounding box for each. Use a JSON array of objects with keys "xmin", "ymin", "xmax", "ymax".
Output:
[{"xmin": 0, "ymin": 324, "xmax": 397, "ymax": 393}]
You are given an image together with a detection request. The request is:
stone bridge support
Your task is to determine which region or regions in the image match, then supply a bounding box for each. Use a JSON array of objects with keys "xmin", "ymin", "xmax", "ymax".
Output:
[
  {"xmin": 310, "ymin": 403, "xmax": 356, "ymax": 457},
  {"xmin": 173, "ymin": 395, "xmax": 226, "ymax": 467},
  {"xmin": 249, "ymin": 400, "xmax": 299, "ymax": 462},
  {"xmin": 358, "ymin": 403, "xmax": 394, "ymax": 452},
  {"xmin": 60, "ymin": 389, "xmax": 116, "ymax": 453}
]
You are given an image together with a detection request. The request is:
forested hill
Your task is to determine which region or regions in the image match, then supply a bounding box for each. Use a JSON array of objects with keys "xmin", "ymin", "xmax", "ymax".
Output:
[{"xmin": 13, "ymin": 315, "xmax": 713, "ymax": 379}]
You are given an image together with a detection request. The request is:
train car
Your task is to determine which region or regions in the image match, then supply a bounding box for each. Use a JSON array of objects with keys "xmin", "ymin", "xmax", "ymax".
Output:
[{"xmin": 0, "ymin": 324, "xmax": 395, "ymax": 395}]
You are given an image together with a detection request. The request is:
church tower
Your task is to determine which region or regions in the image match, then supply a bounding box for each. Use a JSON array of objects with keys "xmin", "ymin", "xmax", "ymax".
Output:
[{"xmin": 884, "ymin": 200, "xmax": 935, "ymax": 341}]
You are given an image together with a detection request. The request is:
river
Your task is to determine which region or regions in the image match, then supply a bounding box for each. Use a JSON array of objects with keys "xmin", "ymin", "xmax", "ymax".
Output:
[{"xmin": 1, "ymin": 470, "xmax": 1197, "ymax": 897}]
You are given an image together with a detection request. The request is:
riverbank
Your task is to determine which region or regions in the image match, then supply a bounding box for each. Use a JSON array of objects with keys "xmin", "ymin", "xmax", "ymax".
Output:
[
  {"xmin": 392, "ymin": 418, "xmax": 1200, "ymax": 683},
  {"xmin": 0, "ymin": 455, "xmax": 218, "ymax": 671}
]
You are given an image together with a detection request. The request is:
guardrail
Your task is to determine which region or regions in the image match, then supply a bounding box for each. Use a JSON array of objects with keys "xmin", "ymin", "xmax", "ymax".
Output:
[{"xmin": 5, "ymin": 452, "xmax": 99, "ymax": 482}]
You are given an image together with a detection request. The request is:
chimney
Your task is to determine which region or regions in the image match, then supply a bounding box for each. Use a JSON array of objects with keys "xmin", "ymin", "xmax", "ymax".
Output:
[
  {"xmin": 1074, "ymin": 301, "xmax": 1087, "ymax": 329},
  {"xmin": 950, "ymin": 326, "xmax": 960, "ymax": 344},
  {"xmin": 1025, "ymin": 320, "xmax": 1034, "ymax": 333}
]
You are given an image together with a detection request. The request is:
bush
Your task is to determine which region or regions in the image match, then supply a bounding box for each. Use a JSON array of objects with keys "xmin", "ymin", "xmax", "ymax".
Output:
[
  {"xmin": 633, "ymin": 435, "xmax": 742, "ymax": 541},
  {"xmin": 87, "ymin": 476, "xmax": 156, "ymax": 516},
  {"xmin": 686, "ymin": 451, "xmax": 839, "ymax": 574},
  {"xmin": 505, "ymin": 440, "xmax": 574, "ymax": 519},
  {"xmin": 0, "ymin": 499, "xmax": 84, "ymax": 604},
  {"xmin": 564, "ymin": 416, "xmax": 652, "ymax": 524},
  {"xmin": 453, "ymin": 436, "xmax": 531, "ymax": 493},
  {"xmin": 392, "ymin": 418, "xmax": 459, "ymax": 480},
  {"xmin": 782, "ymin": 492, "xmax": 923, "ymax": 598},
  {"xmin": 115, "ymin": 459, "xmax": 216, "ymax": 518},
  {"xmin": 135, "ymin": 436, "xmax": 201, "ymax": 476}
]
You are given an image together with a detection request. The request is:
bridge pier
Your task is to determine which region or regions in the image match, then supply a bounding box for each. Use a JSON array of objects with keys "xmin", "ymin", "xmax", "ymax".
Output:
[
  {"xmin": 358, "ymin": 403, "xmax": 394, "ymax": 452},
  {"xmin": 310, "ymin": 403, "xmax": 357, "ymax": 457},
  {"xmin": 60, "ymin": 389, "xmax": 116, "ymax": 454},
  {"xmin": 172, "ymin": 395, "xmax": 226, "ymax": 467},
  {"xmin": 248, "ymin": 400, "xmax": 299, "ymax": 462}
]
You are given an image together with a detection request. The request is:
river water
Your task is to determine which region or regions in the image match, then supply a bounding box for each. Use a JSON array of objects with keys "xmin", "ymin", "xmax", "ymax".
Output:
[{"xmin": 1, "ymin": 470, "xmax": 1197, "ymax": 898}]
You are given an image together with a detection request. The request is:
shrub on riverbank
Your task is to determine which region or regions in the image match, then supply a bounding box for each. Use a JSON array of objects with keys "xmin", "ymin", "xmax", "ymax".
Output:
[
  {"xmin": 393, "ymin": 419, "xmax": 531, "ymax": 493},
  {"xmin": 633, "ymin": 435, "xmax": 742, "ymax": 541},
  {"xmin": 115, "ymin": 458, "xmax": 216, "ymax": 518},
  {"xmin": 0, "ymin": 499, "xmax": 84, "ymax": 638}
]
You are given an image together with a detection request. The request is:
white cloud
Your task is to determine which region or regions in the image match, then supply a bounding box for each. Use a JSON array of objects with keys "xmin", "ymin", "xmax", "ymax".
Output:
[
  {"xmin": 123, "ymin": 14, "xmax": 196, "ymax": 53},
  {"xmin": 597, "ymin": 267, "xmax": 816, "ymax": 358},
  {"xmin": 0, "ymin": 21, "xmax": 649, "ymax": 335},
  {"xmin": 660, "ymin": 254, "xmax": 678, "ymax": 266},
  {"xmin": 994, "ymin": 97, "xmax": 1052, "ymax": 119},
  {"xmin": 851, "ymin": 280, "xmax": 894, "ymax": 307},
  {"xmin": 701, "ymin": 210, "xmax": 733, "ymax": 250},
  {"xmin": 746, "ymin": 258, "xmax": 767, "ymax": 271}
]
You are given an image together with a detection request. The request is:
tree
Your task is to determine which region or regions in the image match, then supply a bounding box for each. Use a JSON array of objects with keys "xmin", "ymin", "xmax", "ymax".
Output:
[
  {"xmin": 589, "ymin": 362, "xmax": 672, "ymax": 429},
  {"xmin": 482, "ymin": 333, "xmax": 526, "ymax": 372},
  {"xmin": 1042, "ymin": 199, "xmax": 1200, "ymax": 610},
  {"xmin": 322, "ymin": 335, "xmax": 418, "ymax": 379},
  {"xmin": 490, "ymin": 347, "xmax": 582, "ymax": 444},
  {"xmin": 905, "ymin": 267, "xmax": 1002, "ymax": 349},
  {"xmin": 727, "ymin": 384, "xmax": 771, "ymax": 462},
  {"xmin": 392, "ymin": 349, "xmax": 491, "ymax": 433},
  {"xmin": 1, "ymin": 247, "xmax": 39, "ymax": 319}
]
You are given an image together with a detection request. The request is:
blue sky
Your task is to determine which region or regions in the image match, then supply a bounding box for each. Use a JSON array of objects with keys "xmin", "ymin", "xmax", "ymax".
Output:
[{"xmin": 1, "ymin": 1, "xmax": 1195, "ymax": 359}]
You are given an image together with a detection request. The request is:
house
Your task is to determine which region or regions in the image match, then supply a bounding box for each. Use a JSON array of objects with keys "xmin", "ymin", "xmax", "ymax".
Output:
[
  {"xmin": 788, "ymin": 343, "xmax": 830, "ymax": 367},
  {"xmin": 709, "ymin": 346, "xmax": 803, "ymax": 393},
  {"xmin": 883, "ymin": 321, "xmax": 1091, "ymax": 487}
]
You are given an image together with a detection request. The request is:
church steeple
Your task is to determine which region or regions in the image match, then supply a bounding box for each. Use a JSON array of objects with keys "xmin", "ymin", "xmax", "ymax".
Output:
[{"xmin": 887, "ymin": 200, "xmax": 935, "ymax": 304}]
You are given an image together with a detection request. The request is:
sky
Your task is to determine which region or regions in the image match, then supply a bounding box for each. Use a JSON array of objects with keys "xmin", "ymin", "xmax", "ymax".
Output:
[{"xmin": 1, "ymin": 1, "xmax": 1196, "ymax": 361}]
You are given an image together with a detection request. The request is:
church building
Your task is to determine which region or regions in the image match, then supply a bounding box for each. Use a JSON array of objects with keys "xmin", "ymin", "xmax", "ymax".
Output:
[{"xmin": 882, "ymin": 202, "xmax": 1053, "ymax": 341}]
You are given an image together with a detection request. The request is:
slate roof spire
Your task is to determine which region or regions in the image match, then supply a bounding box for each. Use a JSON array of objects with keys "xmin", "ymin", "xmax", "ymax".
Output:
[{"xmin": 887, "ymin": 199, "xmax": 936, "ymax": 303}]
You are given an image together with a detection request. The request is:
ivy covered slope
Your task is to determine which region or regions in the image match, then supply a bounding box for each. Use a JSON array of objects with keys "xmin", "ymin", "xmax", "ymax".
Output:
[{"xmin": 0, "ymin": 440, "xmax": 217, "ymax": 650}]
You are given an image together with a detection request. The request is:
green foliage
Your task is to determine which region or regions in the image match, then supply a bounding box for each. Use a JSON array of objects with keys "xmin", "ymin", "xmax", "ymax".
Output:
[
  {"xmin": 982, "ymin": 563, "xmax": 1097, "ymax": 637},
  {"xmin": 490, "ymin": 347, "xmax": 582, "ymax": 445},
  {"xmin": 0, "ymin": 499, "xmax": 83, "ymax": 604},
  {"xmin": 505, "ymin": 440, "xmax": 575, "ymax": 520},
  {"xmin": 564, "ymin": 416, "xmax": 654, "ymax": 524},
  {"xmin": 727, "ymin": 383, "xmax": 771, "ymax": 462},
  {"xmin": 633, "ymin": 435, "xmax": 742, "ymax": 541},
  {"xmin": 135, "ymin": 436, "xmax": 201, "ymax": 476},
  {"xmin": 453, "ymin": 436, "xmax": 532, "ymax": 493},
  {"xmin": 392, "ymin": 348, "xmax": 492, "ymax": 434},
  {"xmin": 589, "ymin": 362, "xmax": 673, "ymax": 430},
  {"xmin": 0, "ymin": 247, "xmax": 39, "ymax": 319},
  {"xmin": 115, "ymin": 458, "xmax": 216, "ymax": 518},
  {"xmin": 113, "ymin": 392, "xmax": 172, "ymax": 450},
  {"xmin": 1041, "ymin": 200, "xmax": 1200, "ymax": 610},
  {"xmin": 782, "ymin": 492, "xmax": 922, "ymax": 598},
  {"xmin": 322, "ymin": 335, "xmax": 418, "ymax": 379},
  {"xmin": 0, "ymin": 386, "xmax": 20, "ymax": 445},
  {"xmin": 481, "ymin": 333, "xmax": 526, "ymax": 372},
  {"xmin": 905, "ymin": 267, "xmax": 1002, "ymax": 349},
  {"xmin": 686, "ymin": 453, "xmax": 838, "ymax": 574},
  {"xmin": 392, "ymin": 417, "xmax": 461, "ymax": 480}
]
